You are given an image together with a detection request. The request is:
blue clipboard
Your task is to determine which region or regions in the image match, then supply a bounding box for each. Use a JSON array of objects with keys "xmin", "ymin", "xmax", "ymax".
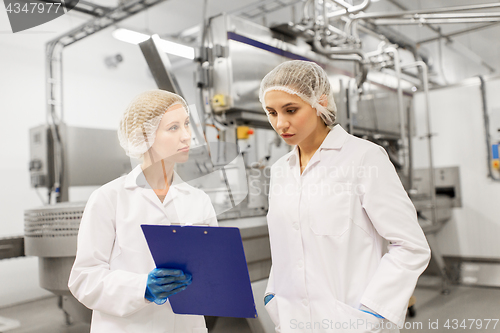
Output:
[{"xmin": 141, "ymin": 225, "xmax": 257, "ymax": 318}]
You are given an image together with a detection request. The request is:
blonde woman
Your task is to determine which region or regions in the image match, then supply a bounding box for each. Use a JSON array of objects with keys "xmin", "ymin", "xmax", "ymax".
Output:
[
  {"xmin": 69, "ymin": 90, "xmax": 217, "ymax": 333},
  {"xmin": 260, "ymin": 61, "xmax": 430, "ymax": 333}
]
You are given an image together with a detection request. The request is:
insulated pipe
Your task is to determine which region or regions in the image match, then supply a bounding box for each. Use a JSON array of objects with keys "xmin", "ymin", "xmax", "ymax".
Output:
[
  {"xmin": 401, "ymin": 61, "xmax": 438, "ymax": 227},
  {"xmin": 373, "ymin": 18, "xmax": 500, "ymax": 25},
  {"xmin": 354, "ymin": 2, "xmax": 500, "ymax": 20},
  {"xmin": 395, "ymin": 12, "xmax": 500, "ymax": 19},
  {"xmin": 417, "ymin": 22, "xmax": 500, "ymax": 45}
]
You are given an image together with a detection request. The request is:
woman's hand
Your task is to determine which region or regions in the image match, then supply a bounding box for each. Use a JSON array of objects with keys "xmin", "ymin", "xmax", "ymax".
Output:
[{"xmin": 145, "ymin": 268, "xmax": 192, "ymax": 305}]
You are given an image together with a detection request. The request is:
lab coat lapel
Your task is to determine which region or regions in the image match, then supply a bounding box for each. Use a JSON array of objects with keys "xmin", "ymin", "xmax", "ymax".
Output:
[
  {"xmin": 286, "ymin": 146, "xmax": 301, "ymax": 184},
  {"xmin": 126, "ymin": 165, "xmax": 178, "ymax": 220}
]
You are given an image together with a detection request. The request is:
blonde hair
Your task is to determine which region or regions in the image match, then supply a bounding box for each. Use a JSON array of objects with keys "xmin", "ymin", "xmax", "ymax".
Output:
[{"xmin": 118, "ymin": 90, "xmax": 189, "ymax": 159}]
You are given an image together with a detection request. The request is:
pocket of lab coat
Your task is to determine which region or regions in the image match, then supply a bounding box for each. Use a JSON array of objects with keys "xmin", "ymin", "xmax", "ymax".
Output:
[
  {"xmin": 334, "ymin": 300, "xmax": 385, "ymax": 333},
  {"xmin": 264, "ymin": 295, "xmax": 280, "ymax": 329},
  {"xmin": 307, "ymin": 182, "xmax": 352, "ymax": 236}
]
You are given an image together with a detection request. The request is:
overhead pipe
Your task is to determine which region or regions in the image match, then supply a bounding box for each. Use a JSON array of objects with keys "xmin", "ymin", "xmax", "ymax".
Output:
[
  {"xmin": 373, "ymin": 18, "xmax": 500, "ymax": 25},
  {"xmin": 313, "ymin": 31, "xmax": 368, "ymax": 87},
  {"xmin": 310, "ymin": 0, "xmax": 371, "ymax": 87},
  {"xmin": 401, "ymin": 61, "xmax": 438, "ymax": 227},
  {"xmin": 354, "ymin": 2, "xmax": 500, "ymax": 20},
  {"xmin": 327, "ymin": 0, "xmax": 371, "ymax": 19},
  {"xmin": 417, "ymin": 22, "xmax": 500, "ymax": 45}
]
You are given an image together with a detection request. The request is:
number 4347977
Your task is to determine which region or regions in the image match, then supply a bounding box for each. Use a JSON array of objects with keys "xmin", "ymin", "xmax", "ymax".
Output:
[
  {"xmin": 6, "ymin": 2, "xmax": 62, "ymax": 14},
  {"xmin": 444, "ymin": 319, "xmax": 498, "ymax": 330}
]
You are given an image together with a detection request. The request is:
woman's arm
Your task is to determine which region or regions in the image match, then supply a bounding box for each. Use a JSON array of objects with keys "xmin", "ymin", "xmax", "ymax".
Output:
[
  {"xmin": 68, "ymin": 188, "xmax": 149, "ymax": 317},
  {"xmin": 358, "ymin": 145, "xmax": 431, "ymax": 327}
]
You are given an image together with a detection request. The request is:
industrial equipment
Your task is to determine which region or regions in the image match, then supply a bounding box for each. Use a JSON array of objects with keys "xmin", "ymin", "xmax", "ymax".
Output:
[
  {"xmin": 28, "ymin": 125, "xmax": 131, "ymax": 202},
  {"xmin": 24, "ymin": 0, "xmax": 500, "ymax": 331}
]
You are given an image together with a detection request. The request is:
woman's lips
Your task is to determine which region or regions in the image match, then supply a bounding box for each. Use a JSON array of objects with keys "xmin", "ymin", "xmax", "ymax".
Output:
[
  {"xmin": 281, "ymin": 133, "xmax": 295, "ymax": 138},
  {"xmin": 178, "ymin": 147, "xmax": 190, "ymax": 152}
]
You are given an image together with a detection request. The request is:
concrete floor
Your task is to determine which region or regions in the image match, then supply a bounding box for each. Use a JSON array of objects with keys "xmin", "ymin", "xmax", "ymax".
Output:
[{"xmin": 1, "ymin": 278, "xmax": 499, "ymax": 333}]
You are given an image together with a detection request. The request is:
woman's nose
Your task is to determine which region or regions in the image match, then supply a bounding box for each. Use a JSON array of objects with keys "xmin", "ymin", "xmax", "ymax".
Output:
[
  {"xmin": 181, "ymin": 127, "xmax": 191, "ymax": 141},
  {"xmin": 275, "ymin": 115, "xmax": 289, "ymax": 131}
]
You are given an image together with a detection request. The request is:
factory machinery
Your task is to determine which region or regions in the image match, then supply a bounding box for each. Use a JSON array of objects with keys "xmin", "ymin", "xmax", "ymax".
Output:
[{"xmin": 23, "ymin": 0, "xmax": 500, "ymax": 331}]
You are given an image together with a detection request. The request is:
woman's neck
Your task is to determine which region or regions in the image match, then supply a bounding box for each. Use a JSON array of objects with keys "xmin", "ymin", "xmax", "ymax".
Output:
[
  {"xmin": 141, "ymin": 159, "xmax": 175, "ymax": 190},
  {"xmin": 298, "ymin": 124, "xmax": 331, "ymax": 161}
]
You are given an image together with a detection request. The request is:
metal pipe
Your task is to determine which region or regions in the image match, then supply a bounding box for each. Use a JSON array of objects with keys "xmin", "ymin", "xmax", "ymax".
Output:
[
  {"xmin": 327, "ymin": 0, "xmax": 370, "ymax": 19},
  {"xmin": 407, "ymin": 99, "xmax": 413, "ymax": 191},
  {"xmin": 313, "ymin": 32, "xmax": 368, "ymax": 87},
  {"xmin": 372, "ymin": 18, "xmax": 500, "ymax": 25},
  {"xmin": 303, "ymin": 0, "xmax": 313, "ymax": 21},
  {"xmin": 313, "ymin": 33, "xmax": 365, "ymax": 58},
  {"xmin": 328, "ymin": 53, "xmax": 368, "ymax": 87},
  {"xmin": 354, "ymin": 2, "xmax": 500, "ymax": 19},
  {"xmin": 398, "ymin": 12, "xmax": 500, "ymax": 19},
  {"xmin": 385, "ymin": 46, "xmax": 408, "ymax": 180},
  {"xmin": 401, "ymin": 61, "xmax": 438, "ymax": 227},
  {"xmin": 330, "ymin": 0, "xmax": 370, "ymax": 15},
  {"xmin": 417, "ymin": 22, "xmax": 500, "ymax": 45},
  {"xmin": 354, "ymin": 21, "xmax": 389, "ymax": 43}
]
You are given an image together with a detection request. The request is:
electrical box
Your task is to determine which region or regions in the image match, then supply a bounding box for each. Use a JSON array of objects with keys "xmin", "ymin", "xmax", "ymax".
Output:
[
  {"xmin": 29, "ymin": 124, "xmax": 132, "ymax": 191},
  {"xmin": 29, "ymin": 125, "xmax": 54, "ymax": 188},
  {"xmin": 412, "ymin": 166, "xmax": 462, "ymax": 208}
]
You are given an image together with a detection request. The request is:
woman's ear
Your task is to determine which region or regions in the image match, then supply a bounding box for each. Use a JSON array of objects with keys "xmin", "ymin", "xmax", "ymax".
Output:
[{"xmin": 319, "ymin": 94, "xmax": 328, "ymax": 107}]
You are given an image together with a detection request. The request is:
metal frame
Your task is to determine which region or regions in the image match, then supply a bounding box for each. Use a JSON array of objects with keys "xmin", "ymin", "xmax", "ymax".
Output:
[
  {"xmin": 45, "ymin": 0, "xmax": 168, "ymax": 202},
  {"xmin": 0, "ymin": 237, "xmax": 25, "ymax": 260}
]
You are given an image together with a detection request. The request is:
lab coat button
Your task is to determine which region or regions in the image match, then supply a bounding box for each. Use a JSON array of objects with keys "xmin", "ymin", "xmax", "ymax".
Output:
[
  {"xmin": 302, "ymin": 299, "xmax": 309, "ymax": 307},
  {"xmin": 293, "ymin": 223, "xmax": 299, "ymax": 230}
]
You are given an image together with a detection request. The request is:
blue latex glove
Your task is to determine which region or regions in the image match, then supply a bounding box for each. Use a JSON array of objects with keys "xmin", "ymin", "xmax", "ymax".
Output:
[
  {"xmin": 145, "ymin": 268, "xmax": 192, "ymax": 305},
  {"xmin": 264, "ymin": 293, "xmax": 275, "ymax": 306}
]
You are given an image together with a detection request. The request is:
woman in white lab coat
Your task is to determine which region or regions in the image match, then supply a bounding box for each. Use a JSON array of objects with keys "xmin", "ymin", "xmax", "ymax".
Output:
[
  {"xmin": 68, "ymin": 90, "xmax": 217, "ymax": 333},
  {"xmin": 259, "ymin": 61, "xmax": 431, "ymax": 333}
]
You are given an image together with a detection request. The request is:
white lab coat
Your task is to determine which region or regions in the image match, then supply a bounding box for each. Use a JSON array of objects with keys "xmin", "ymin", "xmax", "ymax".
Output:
[
  {"xmin": 264, "ymin": 125, "xmax": 431, "ymax": 333},
  {"xmin": 69, "ymin": 164, "xmax": 217, "ymax": 333}
]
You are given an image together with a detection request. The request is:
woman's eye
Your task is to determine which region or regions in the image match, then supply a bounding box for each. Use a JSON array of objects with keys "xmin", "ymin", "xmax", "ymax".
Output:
[
  {"xmin": 268, "ymin": 111, "xmax": 277, "ymax": 116},
  {"xmin": 287, "ymin": 109, "xmax": 297, "ymax": 113},
  {"xmin": 169, "ymin": 125, "xmax": 178, "ymax": 131}
]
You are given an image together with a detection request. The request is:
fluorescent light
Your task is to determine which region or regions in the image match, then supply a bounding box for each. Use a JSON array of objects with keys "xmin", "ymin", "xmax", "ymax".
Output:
[
  {"xmin": 113, "ymin": 29, "xmax": 195, "ymax": 60},
  {"xmin": 112, "ymin": 28, "xmax": 149, "ymax": 44},
  {"xmin": 152, "ymin": 34, "xmax": 195, "ymax": 60}
]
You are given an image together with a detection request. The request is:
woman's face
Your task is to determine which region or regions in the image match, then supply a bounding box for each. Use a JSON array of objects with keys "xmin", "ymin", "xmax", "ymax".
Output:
[
  {"xmin": 264, "ymin": 90, "xmax": 325, "ymax": 146},
  {"xmin": 147, "ymin": 103, "xmax": 191, "ymax": 163}
]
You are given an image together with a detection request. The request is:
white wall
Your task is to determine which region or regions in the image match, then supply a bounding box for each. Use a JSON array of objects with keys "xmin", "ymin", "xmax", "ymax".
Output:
[{"xmin": 412, "ymin": 77, "xmax": 500, "ymax": 259}]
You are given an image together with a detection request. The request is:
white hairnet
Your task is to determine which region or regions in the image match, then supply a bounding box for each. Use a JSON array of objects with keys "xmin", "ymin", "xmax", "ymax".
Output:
[
  {"xmin": 259, "ymin": 60, "xmax": 337, "ymax": 126},
  {"xmin": 118, "ymin": 90, "xmax": 189, "ymax": 159}
]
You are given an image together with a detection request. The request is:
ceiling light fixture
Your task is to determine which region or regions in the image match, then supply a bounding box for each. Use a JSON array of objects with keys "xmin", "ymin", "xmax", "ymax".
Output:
[{"xmin": 113, "ymin": 29, "xmax": 195, "ymax": 60}]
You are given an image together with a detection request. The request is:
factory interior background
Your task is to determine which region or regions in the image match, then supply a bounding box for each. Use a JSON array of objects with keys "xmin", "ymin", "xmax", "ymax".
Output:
[{"xmin": 1, "ymin": 0, "xmax": 500, "ymax": 332}]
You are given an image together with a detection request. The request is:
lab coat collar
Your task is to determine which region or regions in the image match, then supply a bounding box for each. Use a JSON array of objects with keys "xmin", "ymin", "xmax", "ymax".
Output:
[
  {"xmin": 285, "ymin": 124, "xmax": 348, "ymax": 166},
  {"xmin": 124, "ymin": 164, "xmax": 191, "ymax": 196}
]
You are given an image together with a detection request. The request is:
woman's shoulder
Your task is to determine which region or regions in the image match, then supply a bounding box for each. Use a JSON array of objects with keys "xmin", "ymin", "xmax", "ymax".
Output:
[
  {"xmin": 344, "ymin": 133, "xmax": 388, "ymax": 157},
  {"xmin": 88, "ymin": 174, "xmax": 128, "ymax": 203}
]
